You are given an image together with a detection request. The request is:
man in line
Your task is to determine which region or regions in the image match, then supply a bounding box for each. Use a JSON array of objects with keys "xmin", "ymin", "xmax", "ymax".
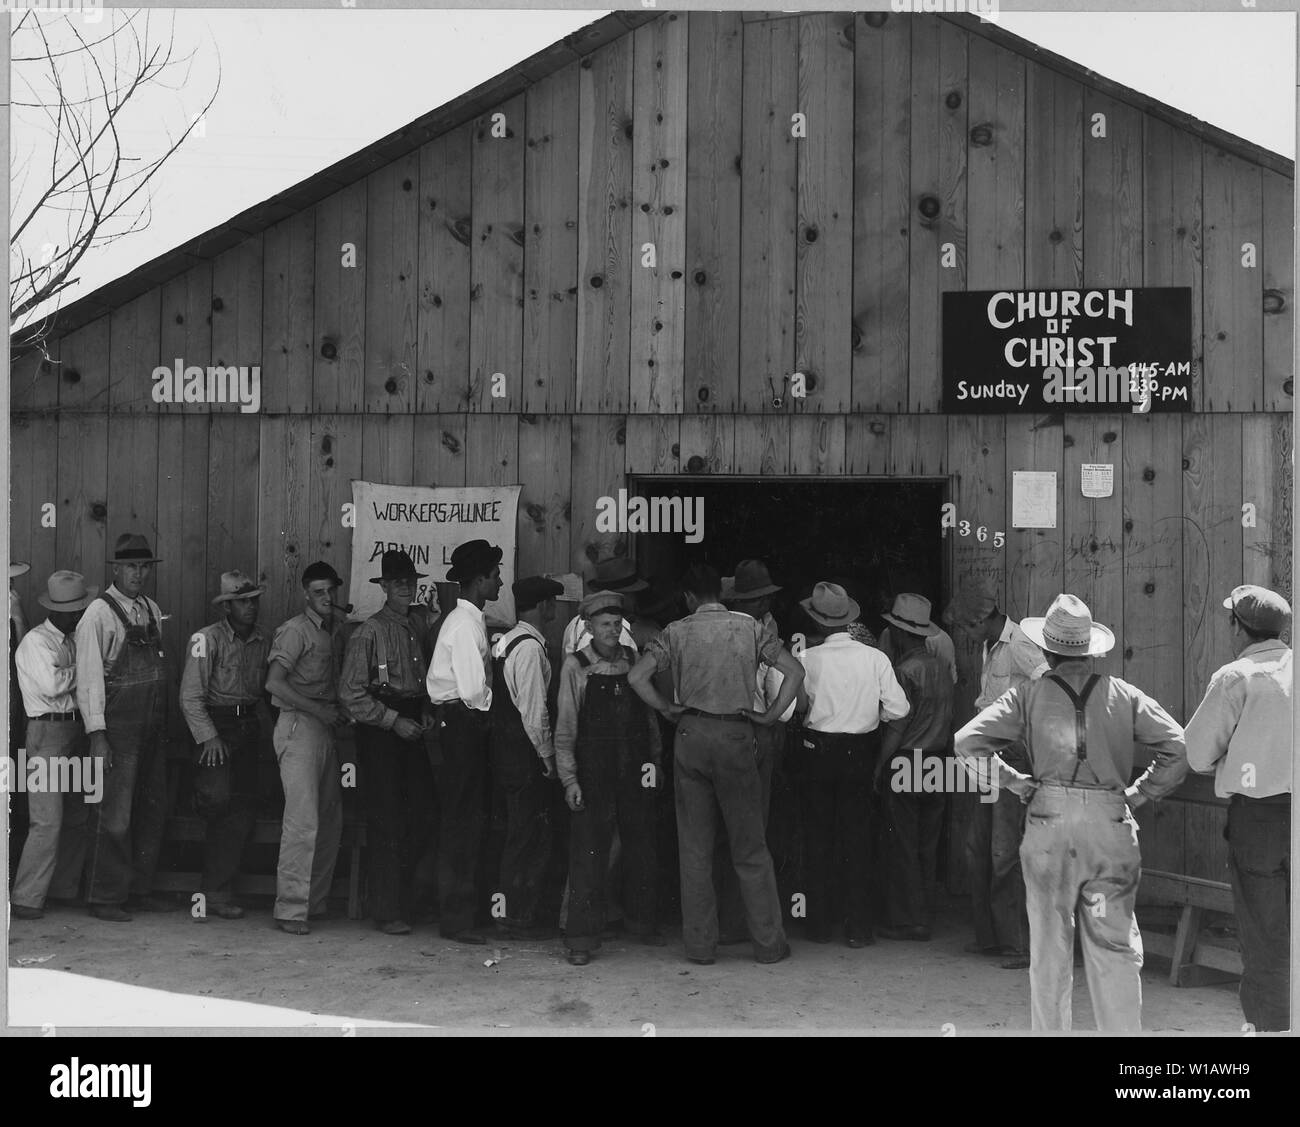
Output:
[
  {"xmin": 876, "ymin": 594, "xmax": 954, "ymax": 942},
  {"xmin": 631, "ymin": 564, "xmax": 803, "ymax": 966},
  {"xmin": 179, "ymin": 570, "xmax": 270, "ymax": 922},
  {"xmin": 561, "ymin": 558, "xmax": 642, "ymax": 655},
  {"xmin": 1186, "ymin": 585, "xmax": 1292, "ymax": 1032},
  {"xmin": 266, "ymin": 561, "xmax": 348, "ymax": 935},
  {"xmin": 339, "ymin": 550, "xmax": 436, "ymax": 935},
  {"xmin": 426, "ymin": 538, "xmax": 502, "ymax": 945},
  {"xmin": 490, "ymin": 575, "xmax": 564, "ymax": 940},
  {"xmin": 556, "ymin": 591, "xmax": 664, "ymax": 964},
  {"xmin": 946, "ymin": 585, "xmax": 1047, "ymax": 970},
  {"xmin": 955, "ymin": 594, "xmax": 1187, "ymax": 1032},
  {"xmin": 797, "ymin": 583, "xmax": 911, "ymax": 948},
  {"xmin": 11, "ymin": 571, "xmax": 97, "ymax": 919},
  {"xmin": 77, "ymin": 534, "xmax": 175, "ymax": 922}
]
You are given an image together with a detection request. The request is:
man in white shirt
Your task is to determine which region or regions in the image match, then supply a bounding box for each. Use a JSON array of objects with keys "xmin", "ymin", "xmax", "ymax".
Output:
[
  {"xmin": 561, "ymin": 557, "xmax": 642, "ymax": 655},
  {"xmin": 76, "ymin": 534, "xmax": 175, "ymax": 922},
  {"xmin": 490, "ymin": 575, "xmax": 563, "ymax": 939},
  {"xmin": 11, "ymin": 571, "xmax": 98, "ymax": 919},
  {"xmin": 945, "ymin": 585, "xmax": 1048, "ymax": 969},
  {"xmin": 426, "ymin": 538, "xmax": 502, "ymax": 944},
  {"xmin": 795, "ymin": 582, "xmax": 910, "ymax": 947}
]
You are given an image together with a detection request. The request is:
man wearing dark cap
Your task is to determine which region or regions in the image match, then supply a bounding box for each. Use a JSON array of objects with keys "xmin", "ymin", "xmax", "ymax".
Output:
[
  {"xmin": 179, "ymin": 570, "xmax": 270, "ymax": 921},
  {"xmin": 425, "ymin": 538, "xmax": 502, "ymax": 944},
  {"xmin": 76, "ymin": 534, "xmax": 175, "ymax": 921},
  {"xmin": 11, "ymin": 570, "xmax": 97, "ymax": 920},
  {"xmin": 340, "ymin": 550, "xmax": 436, "ymax": 935},
  {"xmin": 876, "ymin": 594, "xmax": 954, "ymax": 943},
  {"xmin": 265, "ymin": 561, "xmax": 348, "ymax": 935},
  {"xmin": 1187, "ymin": 585, "xmax": 1293, "ymax": 1032},
  {"xmin": 562, "ymin": 558, "xmax": 642, "ymax": 655},
  {"xmin": 631, "ymin": 563, "xmax": 804, "ymax": 966},
  {"xmin": 556, "ymin": 590, "xmax": 665, "ymax": 964},
  {"xmin": 488, "ymin": 576, "xmax": 564, "ymax": 938}
]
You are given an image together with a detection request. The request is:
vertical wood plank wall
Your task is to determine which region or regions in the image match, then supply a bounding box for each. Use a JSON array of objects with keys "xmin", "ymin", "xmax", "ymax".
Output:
[{"xmin": 10, "ymin": 12, "xmax": 1292, "ymax": 888}]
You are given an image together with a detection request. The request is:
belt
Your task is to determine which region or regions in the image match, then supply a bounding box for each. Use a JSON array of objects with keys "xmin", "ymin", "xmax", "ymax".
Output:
[
  {"xmin": 436, "ymin": 699, "xmax": 487, "ymax": 714},
  {"xmin": 681, "ymin": 707, "xmax": 750, "ymax": 724},
  {"xmin": 33, "ymin": 711, "xmax": 80, "ymax": 722},
  {"xmin": 1230, "ymin": 792, "xmax": 1290, "ymax": 806},
  {"xmin": 208, "ymin": 702, "xmax": 259, "ymax": 717}
]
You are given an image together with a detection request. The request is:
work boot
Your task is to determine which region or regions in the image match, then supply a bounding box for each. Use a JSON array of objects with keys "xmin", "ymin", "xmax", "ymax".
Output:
[
  {"xmin": 124, "ymin": 895, "xmax": 179, "ymax": 913},
  {"xmin": 11, "ymin": 905, "xmax": 44, "ymax": 920},
  {"xmin": 378, "ymin": 919, "xmax": 413, "ymax": 935},
  {"xmin": 276, "ymin": 919, "xmax": 310, "ymax": 935},
  {"xmin": 90, "ymin": 904, "xmax": 133, "ymax": 922}
]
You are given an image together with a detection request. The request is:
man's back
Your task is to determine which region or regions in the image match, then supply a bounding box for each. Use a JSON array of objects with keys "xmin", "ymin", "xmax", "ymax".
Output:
[{"xmin": 650, "ymin": 605, "xmax": 777, "ymax": 714}]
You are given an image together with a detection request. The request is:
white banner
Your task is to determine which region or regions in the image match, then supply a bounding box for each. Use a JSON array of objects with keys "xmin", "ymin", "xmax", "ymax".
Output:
[{"xmin": 347, "ymin": 481, "xmax": 520, "ymax": 624}]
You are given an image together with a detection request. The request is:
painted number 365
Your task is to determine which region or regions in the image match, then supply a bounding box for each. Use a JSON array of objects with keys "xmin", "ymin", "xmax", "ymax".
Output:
[{"xmin": 957, "ymin": 521, "xmax": 1004, "ymax": 548}]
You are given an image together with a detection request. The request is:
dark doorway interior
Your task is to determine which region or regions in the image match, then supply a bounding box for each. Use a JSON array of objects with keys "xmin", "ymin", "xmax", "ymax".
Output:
[{"xmin": 633, "ymin": 478, "xmax": 947, "ymax": 639}]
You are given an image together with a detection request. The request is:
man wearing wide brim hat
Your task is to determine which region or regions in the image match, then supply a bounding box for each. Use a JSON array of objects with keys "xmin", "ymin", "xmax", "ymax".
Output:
[
  {"xmin": 562, "ymin": 557, "xmax": 643, "ymax": 656},
  {"xmin": 795, "ymin": 583, "xmax": 911, "ymax": 948},
  {"xmin": 76, "ymin": 533, "xmax": 176, "ymax": 921},
  {"xmin": 340, "ymin": 550, "xmax": 437, "ymax": 935},
  {"xmin": 955, "ymin": 593, "xmax": 1188, "ymax": 1032},
  {"xmin": 876, "ymin": 594, "xmax": 954, "ymax": 943},
  {"xmin": 11, "ymin": 572, "xmax": 98, "ymax": 920},
  {"xmin": 178, "ymin": 570, "xmax": 270, "ymax": 922},
  {"xmin": 879, "ymin": 590, "xmax": 958, "ymax": 687},
  {"xmin": 1186, "ymin": 585, "xmax": 1293, "ymax": 1031}
]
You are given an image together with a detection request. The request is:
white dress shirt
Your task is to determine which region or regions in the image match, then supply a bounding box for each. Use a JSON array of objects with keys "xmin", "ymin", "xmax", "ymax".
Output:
[
  {"xmin": 561, "ymin": 611, "xmax": 638, "ymax": 656},
  {"xmin": 492, "ymin": 621, "xmax": 554, "ymax": 759},
  {"xmin": 976, "ymin": 617, "xmax": 1050, "ymax": 710},
  {"xmin": 800, "ymin": 632, "xmax": 911, "ymax": 734},
  {"xmin": 74, "ymin": 584, "xmax": 164, "ymax": 734},
  {"xmin": 16, "ymin": 619, "xmax": 78, "ymax": 717},
  {"xmin": 426, "ymin": 599, "xmax": 491, "ymax": 710}
]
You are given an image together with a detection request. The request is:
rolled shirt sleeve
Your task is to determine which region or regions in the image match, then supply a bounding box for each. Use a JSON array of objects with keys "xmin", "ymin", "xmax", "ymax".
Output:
[
  {"xmin": 1184, "ymin": 671, "xmax": 1238, "ymax": 775},
  {"xmin": 73, "ymin": 603, "xmax": 112, "ymax": 734},
  {"xmin": 1128, "ymin": 690, "xmax": 1188, "ymax": 802},
  {"xmin": 180, "ymin": 630, "xmax": 218, "ymax": 744},
  {"xmin": 505, "ymin": 638, "xmax": 554, "ymax": 759},
  {"xmin": 553, "ymin": 656, "xmax": 585, "ymax": 788},
  {"xmin": 954, "ymin": 688, "xmax": 1034, "ymax": 791},
  {"xmin": 339, "ymin": 626, "xmax": 398, "ymax": 730}
]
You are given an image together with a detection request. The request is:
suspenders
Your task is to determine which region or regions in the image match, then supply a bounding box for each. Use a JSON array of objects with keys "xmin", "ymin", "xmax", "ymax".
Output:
[{"xmin": 1046, "ymin": 673, "xmax": 1101, "ymax": 784}]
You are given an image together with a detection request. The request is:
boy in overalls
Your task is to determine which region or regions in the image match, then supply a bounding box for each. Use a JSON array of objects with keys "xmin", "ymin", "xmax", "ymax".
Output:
[
  {"xmin": 76, "ymin": 534, "xmax": 172, "ymax": 921},
  {"xmin": 554, "ymin": 591, "xmax": 663, "ymax": 965}
]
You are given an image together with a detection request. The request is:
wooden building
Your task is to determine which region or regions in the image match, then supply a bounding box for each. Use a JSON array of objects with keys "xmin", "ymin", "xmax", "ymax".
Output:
[{"xmin": 8, "ymin": 10, "xmax": 1293, "ymax": 901}]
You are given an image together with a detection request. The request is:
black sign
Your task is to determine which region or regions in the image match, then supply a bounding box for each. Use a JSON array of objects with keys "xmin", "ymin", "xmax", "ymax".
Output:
[{"xmin": 942, "ymin": 287, "xmax": 1193, "ymax": 413}]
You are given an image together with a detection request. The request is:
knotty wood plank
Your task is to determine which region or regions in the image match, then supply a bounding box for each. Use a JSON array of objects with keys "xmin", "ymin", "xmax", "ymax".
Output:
[
  {"xmin": 364, "ymin": 154, "xmax": 420, "ymax": 413},
  {"xmin": 261, "ymin": 210, "xmax": 316, "ymax": 414},
  {"xmin": 1083, "ymin": 93, "xmax": 1143, "ymax": 288},
  {"xmin": 732, "ymin": 415, "xmax": 790, "ymax": 476},
  {"xmin": 205, "ymin": 415, "xmax": 261, "ymax": 606},
  {"xmin": 312, "ymin": 181, "xmax": 367, "ymax": 413},
  {"xmin": 8, "ymin": 415, "xmax": 59, "ymax": 629},
  {"xmin": 965, "ymin": 35, "xmax": 1024, "ymax": 292},
  {"xmin": 210, "ymin": 237, "xmax": 264, "ymax": 418},
  {"xmin": 624, "ymin": 413, "xmax": 681, "ymax": 475},
  {"xmin": 464, "ymin": 413, "xmax": 519, "ymax": 486},
  {"xmin": 361, "ymin": 414, "xmax": 415, "ymax": 487},
  {"xmin": 517, "ymin": 415, "xmax": 573, "ymax": 577},
  {"xmin": 1241, "ymin": 414, "xmax": 1293, "ymax": 600},
  {"xmin": 413, "ymin": 415, "xmax": 467, "ymax": 491},
  {"xmin": 54, "ymin": 414, "xmax": 108, "ymax": 584},
  {"xmin": 1261, "ymin": 168, "xmax": 1293, "ymax": 413},
  {"xmin": 844, "ymin": 415, "xmax": 891, "ymax": 477},
  {"xmin": 57, "ymin": 316, "xmax": 110, "ymax": 411},
  {"xmin": 308, "ymin": 414, "xmax": 363, "ymax": 584},
  {"xmin": 108, "ymin": 291, "xmax": 161, "ymax": 412},
  {"xmin": 570, "ymin": 414, "xmax": 628, "ymax": 578},
  {"xmin": 1024, "ymin": 64, "xmax": 1083, "ymax": 290},
  {"xmin": 788, "ymin": 414, "xmax": 845, "ymax": 476},
  {"xmin": 256, "ymin": 416, "xmax": 313, "ymax": 634},
  {"xmin": 158, "ymin": 264, "xmax": 213, "ymax": 417},
  {"xmin": 679, "ymin": 414, "xmax": 736, "ymax": 475}
]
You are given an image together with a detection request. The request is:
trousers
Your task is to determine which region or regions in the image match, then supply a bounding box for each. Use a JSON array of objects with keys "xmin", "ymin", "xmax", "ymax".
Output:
[
  {"xmin": 715, "ymin": 720, "xmax": 782, "ymax": 941},
  {"xmin": 883, "ymin": 748, "xmax": 947, "ymax": 929},
  {"xmin": 436, "ymin": 702, "xmax": 490, "ymax": 937},
  {"xmin": 675, "ymin": 714, "xmax": 786, "ymax": 961},
  {"xmin": 490, "ymin": 723, "xmax": 552, "ymax": 929},
  {"xmin": 1226, "ymin": 795, "xmax": 1290, "ymax": 1032},
  {"xmin": 272, "ymin": 709, "xmax": 343, "ymax": 922},
  {"xmin": 11, "ymin": 720, "xmax": 90, "ymax": 908},
  {"xmin": 1021, "ymin": 784, "xmax": 1143, "ymax": 1032},
  {"xmin": 194, "ymin": 711, "xmax": 260, "ymax": 905},
  {"xmin": 965, "ymin": 786, "xmax": 1030, "ymax": 952}
]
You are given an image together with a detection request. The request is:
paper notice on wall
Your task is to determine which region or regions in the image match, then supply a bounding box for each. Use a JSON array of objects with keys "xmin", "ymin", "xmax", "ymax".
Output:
[
  {"xmin": 545, "ymin": 572, "xmax": 584, "ymax": 602},
  {"xmin": 1080, "ymin": 463, "xmax": 1114, "ymax": 499},
  {"xmin": 1012, "ymin": 471, "xmax": 1057, "ymax": 529}
]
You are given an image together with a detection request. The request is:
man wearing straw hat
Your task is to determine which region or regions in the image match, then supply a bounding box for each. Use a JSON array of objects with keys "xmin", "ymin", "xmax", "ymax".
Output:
[
  {"xmin": 1186, "ymin": 584, "xmax": 1293, "ymax": 1032},
  {"xmin": 76, "ymin": 533, "xmax": 175, "ymax": 922},
  {"xmin": 180, "ymin": 570, "xmax": 271, "ymax": 922},
  {"xmin": 11, "ymin": 570, "xmax": 98, "ymax": 919},
  {"xmin": 955, "ymin": 593, "xmax": 1188, "ymax": 1032}
]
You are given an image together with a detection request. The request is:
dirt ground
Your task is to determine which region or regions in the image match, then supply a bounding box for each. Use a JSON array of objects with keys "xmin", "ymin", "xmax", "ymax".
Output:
[{"xmin": 7, "ymin": 894, "xmax": 1244, "ymax": 1034}]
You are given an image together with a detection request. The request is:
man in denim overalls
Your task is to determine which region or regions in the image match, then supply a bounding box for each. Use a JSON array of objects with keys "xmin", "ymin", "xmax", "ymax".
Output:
[{"xmin": 76, "ymin": 534, "xmax": 174, "ymax": 922}]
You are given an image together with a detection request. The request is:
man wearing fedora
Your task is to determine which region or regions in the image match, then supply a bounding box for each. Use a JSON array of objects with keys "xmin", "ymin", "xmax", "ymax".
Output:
[
  {"xmin": 76, "ymin": 533, "xmax": 175, "ymax": 921},
  {"xmin": 266, "ymin": 561, "xmax": 349, "ymax": 935},
  {"xmin": 955, "ymin": 593, "xmax": 1187, "ymax": 1032},
  {"xmin": 718, "ymin": 559, "xmax": 794, "ymax": 944},
  {"xmin": 489, "ymin": 576, "xmax": 564, "ymax": 939},
  {"xmin": 796, "ymin": 582, "xmax": 911, "ymax": 947},
  {"xmin": 341, "ymin": 550, "xmax": 438, "ymax": 935},
  {"xmin": 631, "ymin": 564, "xmax": 804, "ymax": 965},
  {"xmin": 426, "ymin": 538, "xmax": 503, "ymax": 944},
  {"xmin": 876, "ymin": 593, "xmax": 954, "ymax": 943},
  {"xmin": 1186, "ymin": 585, "xmax": 1293, "ymax": 1032},
  {"xmin": 179, "ymin": 570, "xmax": 271, "ymax": 921},
  {"xmin": 11, "ymin": 571, "xmax": 98, "ymax": 919},
  {"xmin": 945, "ymin": 583, "xmax": 1047, "ymax": 969},
  {"xmin": 561, "ymin": 558, "xmax": 642, "ymax": 656}
]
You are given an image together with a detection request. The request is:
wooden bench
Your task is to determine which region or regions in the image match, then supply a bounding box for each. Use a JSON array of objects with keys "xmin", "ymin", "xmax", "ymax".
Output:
[
  {"xmin": 155, "ymin": 816, "xmax": 368, "ymax": 920},
  {"xmin": 1140, "ymin": 869, "xmax": 1242, "ymax": 986}
]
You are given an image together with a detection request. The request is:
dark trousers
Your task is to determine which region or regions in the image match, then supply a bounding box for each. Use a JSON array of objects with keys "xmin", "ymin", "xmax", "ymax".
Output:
[
  {"xmin": 884, "ymin": 751, "xmax": 947, "ymax": 928},
  {"xmin": 966, "ymin": 787, "xmax": 1030, "ymax": 952},
  {"xmin": 435, "ymin": 703, "xmax": 489, "ymax": 936},
  {"xmin": 565, "ymin": 759, "xmax": 657, "ymax": 952},
  {"xmin": 86, "ymin": 693, "xmax": 167, "ymax": 906},
  {"xmin": 194, "ymin": 713, "xmax": 260, "ymax": 905},
  {"xmin": 1227, "ymin": 795, "xmax": 1290, "ymax": 1032},
  {"xmin": 675, "ymin": 714, "xmax": 786, "ymax": 961},
  {"xmin": 491, "ymin": 723, "xmax": 552, "ymax": 928},
  {"xmin": 359, "ymin": 722, "xmax": 438, "ymax": 923},
  {"xmin": 716, "ymin": 720, "xmax": 782, "ymax": 940}
]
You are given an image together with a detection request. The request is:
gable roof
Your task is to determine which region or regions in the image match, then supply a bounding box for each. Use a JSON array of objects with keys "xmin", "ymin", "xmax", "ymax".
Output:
[{"xmin": 17, "ymin": 9, "xmax": 1292, "ymax": 351}]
